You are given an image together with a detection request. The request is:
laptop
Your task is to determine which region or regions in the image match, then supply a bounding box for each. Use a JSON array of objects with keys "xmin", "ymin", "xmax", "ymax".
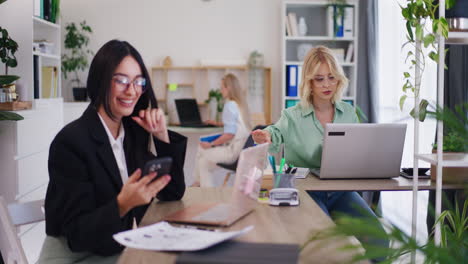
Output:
[
  {"xmin": 175, "ymin": 99, "xmax": 216, "ymax": 128},
  {"xmin": 309, "ymin": 123, "xmax": 407, "ymax": 179},
  {"xmin": 164, "ymin": 143, "xmax": 269, "ymax": 226}
]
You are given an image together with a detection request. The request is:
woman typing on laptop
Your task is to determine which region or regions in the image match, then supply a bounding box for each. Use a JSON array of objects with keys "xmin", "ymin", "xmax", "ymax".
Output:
[
  {"xmin": 252, "ymin": 46, "xmax": 388, "ymax": 252},
  {"xmin": 192, "ymin": 73, "xmax": 251, "ymax": 187},
  {"xmin": 39, "ymin": 40, "xmax": 187, "ymax": 263}
]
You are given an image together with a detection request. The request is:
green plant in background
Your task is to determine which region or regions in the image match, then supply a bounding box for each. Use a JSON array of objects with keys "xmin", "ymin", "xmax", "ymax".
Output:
[
  {"xmin": 302, "ymin": 198, "xmax": 468, "ymax": 263},
  {"xmin": 205, "ymin": 89, "xmax": 224, "ymax": 113},
  {"xmin": 0, "ymin": 26, "xmax": 19, "ymax": 87},
  {"xmin": 399, "ymin": 0, "xmax": 456, "ymax": 120},
  {"xmin": 62, "ymin": 21, "xmax": 93, "ymax": 87},
  {"xmin": 428, "ymin": 102, "xmax": 468, "ymax": 152}
]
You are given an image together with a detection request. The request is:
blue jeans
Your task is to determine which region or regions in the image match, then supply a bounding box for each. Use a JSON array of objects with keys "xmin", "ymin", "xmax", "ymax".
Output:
[{"xmin": 307, "ymin": 191, "xmax": 389, "ymax": 260}]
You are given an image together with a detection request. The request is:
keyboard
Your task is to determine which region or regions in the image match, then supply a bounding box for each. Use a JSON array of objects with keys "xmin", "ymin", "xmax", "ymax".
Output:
[{"xmin": 191, "ymin": 203, "xmax": 231, "ymax": 222}]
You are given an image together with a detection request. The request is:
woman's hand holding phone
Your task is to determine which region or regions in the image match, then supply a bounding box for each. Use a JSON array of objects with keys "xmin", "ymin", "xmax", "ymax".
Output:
[
  {"xmin": 132, "ymin": 108, "xmax": 169, "ymax": 143},
  {"xmin": 117, "ymin": 168, "xmax": 171, "ymax": 217}
]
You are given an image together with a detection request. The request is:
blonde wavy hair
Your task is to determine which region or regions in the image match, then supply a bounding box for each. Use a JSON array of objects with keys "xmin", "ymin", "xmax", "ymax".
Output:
[
  {"xmin": 222, "ymin": 73, "xmax": 251, "ymax": 129},
  {"xmin": 299, "ymin": 46, "xmax": 348, "ymax": 108}
]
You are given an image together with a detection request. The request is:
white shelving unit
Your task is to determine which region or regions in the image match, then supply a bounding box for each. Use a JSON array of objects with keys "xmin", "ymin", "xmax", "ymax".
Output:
[
  {"xmin": 281, "ymin": 0, "xmax": 359, "ymax": 109},
  {"xmin": 32, "ymin": 13, "xmax": 61, "ymax": 99},
  {"xmin": 413, "ymin": 0, "xmax": 468, "ymax": 245}
]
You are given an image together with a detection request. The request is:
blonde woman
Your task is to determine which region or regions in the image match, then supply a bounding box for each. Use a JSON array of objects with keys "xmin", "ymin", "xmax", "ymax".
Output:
[
  {"xmin": 193, "ymin": 73, "xmax": 251, "ymax": 187},
  {"xmin": 252, "ymin": 46, "xmax": 387, "ymax": 251}
]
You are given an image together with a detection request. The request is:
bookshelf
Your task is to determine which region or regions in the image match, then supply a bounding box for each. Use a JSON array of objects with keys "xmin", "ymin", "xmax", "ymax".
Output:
[
  {"xmin": 281, "ymin": 0, "xmax": 359, "ymax": 109},
  {"xmin": 151, "ymin": 65, "xmax": 271, "ymax": 126},
  {"xmin": 32, "ymin": 4, "xmax": 61, "ymax": 100}
]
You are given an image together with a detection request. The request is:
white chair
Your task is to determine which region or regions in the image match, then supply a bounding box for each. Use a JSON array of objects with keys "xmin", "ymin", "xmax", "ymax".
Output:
[{"xmin": 0, "ymin": 196, "xmax": 45, "ymax": 264}]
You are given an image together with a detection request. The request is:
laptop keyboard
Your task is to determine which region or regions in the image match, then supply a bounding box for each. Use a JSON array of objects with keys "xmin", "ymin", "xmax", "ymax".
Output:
[{"xmin": 192, "ymin": 203, "xmax": 231, "ymax": 222}]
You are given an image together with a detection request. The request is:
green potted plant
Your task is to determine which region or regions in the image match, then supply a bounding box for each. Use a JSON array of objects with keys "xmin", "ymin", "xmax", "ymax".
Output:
[
  {"xmin": 62, "ymin": 21, "xmax": 93, "ymax": 101},
  {"xmin": 205, "ymin": 89, "xmax": 223, "ymax": 122},
  {"xmin": 428, "ymin": 103, "xmax": 468, "ymax": 183},
  {"xmin": 0, "ymin": 26, "xmax": 20, "ymax": 89}
]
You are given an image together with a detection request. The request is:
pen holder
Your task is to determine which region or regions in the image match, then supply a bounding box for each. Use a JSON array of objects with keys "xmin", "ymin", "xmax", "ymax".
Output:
[{"xmin": 273, "ymin": 173, "xmax": 296, "ymax": 189}]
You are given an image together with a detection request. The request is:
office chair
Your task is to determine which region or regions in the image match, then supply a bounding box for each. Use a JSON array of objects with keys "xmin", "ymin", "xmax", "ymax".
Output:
[
  {"xmin": 217, "ymin": 125, "xmax": 267, "ymax": 186},
  {"xmin": 0, "ymin": 196, "xmax": 45, "ymax": 264}
]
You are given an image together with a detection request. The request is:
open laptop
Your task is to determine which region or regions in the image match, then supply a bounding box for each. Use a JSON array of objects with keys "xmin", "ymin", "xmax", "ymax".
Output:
[
  {"xmin": 175, "ymin": 99, "xmax": 215, "ymax": 128},
  {"xmin": 309, "ymin": 123, "xmax": 407, "ymax": 179},
  {"xmin": 164, "ymin": 143, "xmax": 269, "ymax": 226}
]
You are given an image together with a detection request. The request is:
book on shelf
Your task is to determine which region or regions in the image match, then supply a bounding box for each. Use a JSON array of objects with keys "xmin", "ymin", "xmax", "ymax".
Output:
[
  {"xmin": 286, "ymin": 65, "xmax": 298, "ymax": 97},
  {"xmin": 285, "ymin": 15, "xmax": 292, "ymax": 36},
  {"xmin": 287, "ymin": 12, "xmax": 299, "ymax": 37},
  {"xmin": 33, "ymin": 55, "xmax": 40, "ymax": 99},
  {"xmin": 41, "ymin": 66, "xmax": 58, "ymax": 99},
  {"xmin": 330, "ymin": 48, "xmax": 345, "ymax": 62},
  {"xmin": 343, "ymin": 6, "xmax": 354, "ymax": 38},
  {"xmin": 345, "ymin": 43, "xmax": 354, "ymax": 63}
]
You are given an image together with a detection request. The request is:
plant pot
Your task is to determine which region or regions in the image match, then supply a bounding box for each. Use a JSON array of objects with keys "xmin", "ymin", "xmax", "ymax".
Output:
[
  {"xmin": 73, "ymin": 87, "xmax": 87, "ymax": 101},
  {"xmin": 430, "ymin": 151, "xmax": 468, "ymax": 184}
]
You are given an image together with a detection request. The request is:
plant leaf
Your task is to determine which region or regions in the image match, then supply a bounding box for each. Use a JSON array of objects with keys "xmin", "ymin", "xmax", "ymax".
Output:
[
  {"xmin": 399, "ymin": 95, "xmax": 407, "ymax": 110},
  {"xmin": 0, "ymin": 111, "xmax": 24, "ymax": 121}
]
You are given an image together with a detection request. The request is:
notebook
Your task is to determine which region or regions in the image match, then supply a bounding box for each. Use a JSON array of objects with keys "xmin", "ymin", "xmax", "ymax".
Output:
[
  {"xmin": 309, "ymin": 123, "xmax": 407, "ymax": 179},
  {"xmin": 164, "ymin": 143, "xmax": 269, "ymax": 226},
  {"xmin": 175, "ymin": 99, "xmax": 216, "ymax": 128}
]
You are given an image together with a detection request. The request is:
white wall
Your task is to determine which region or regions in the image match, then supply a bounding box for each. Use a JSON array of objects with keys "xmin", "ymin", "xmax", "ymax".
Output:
[{"xmin": 61, "ymin": 0, "xmax": 283, "ymax": 120}]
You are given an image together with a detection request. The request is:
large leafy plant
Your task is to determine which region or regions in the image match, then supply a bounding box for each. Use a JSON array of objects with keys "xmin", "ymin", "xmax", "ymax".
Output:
[
  {"xmin": 428, "ymin": 102, "xmax": 468, "ymax": 152},
  {"xmin": 0, "ymin": 26, "xmax": 19, "ymax": 86},
  {"xmin": 62, "ymin": 21, "xmax": 93, "ymax": 87},
  {"xmin": 302, "ymin": 197, "xmax": 468, "ymax": 263},
  {"xmin": 399, "ymin": 0, "xmax": 456, "ymax": 120}
]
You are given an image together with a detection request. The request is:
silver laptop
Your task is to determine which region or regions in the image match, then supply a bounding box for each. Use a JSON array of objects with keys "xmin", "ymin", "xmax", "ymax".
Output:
[
  {"xmin": 310, "ymin": 123, "xmax": 407, "ymax": 179},
  {"xmin": 164, "ymin": 143, "xmax": 269, "ymax": 226}
]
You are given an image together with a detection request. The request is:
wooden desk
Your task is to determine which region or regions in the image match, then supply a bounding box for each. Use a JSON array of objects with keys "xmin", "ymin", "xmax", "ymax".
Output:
[
  {"xmin": 118, "ymin": 187, "xmax": 367, "ymax": 264},
  {"xmin": 296, "ymin": 175, "xmax": 463, "ymax": 192},
  {"xmin": 168, "ymin": 126, "xmax": 223, "ymax": 185}
]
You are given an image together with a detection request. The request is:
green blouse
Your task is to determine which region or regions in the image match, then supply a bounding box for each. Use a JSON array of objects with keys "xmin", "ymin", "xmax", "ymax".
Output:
[{"xmin": 265, "ymin": 101, "xmax": 359, "ymax": 168}]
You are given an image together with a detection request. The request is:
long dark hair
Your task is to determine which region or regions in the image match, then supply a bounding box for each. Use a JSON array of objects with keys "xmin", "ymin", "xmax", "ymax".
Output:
[{"xmin": 86, "ymin": 39, "xmax": 157, "ymax": 120}]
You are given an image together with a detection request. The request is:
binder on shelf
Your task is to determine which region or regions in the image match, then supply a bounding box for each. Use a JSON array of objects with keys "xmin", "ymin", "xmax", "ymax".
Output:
[
  {"xmin": 41, "ymin": 66, "xmax": 54, "ymax": 98},
  {"xmin": 297, "ymin": 65, "xmax": 303, "ymax": 88},
  {"xmin": 43, "ymin": 0, "xmax": 50, "ymax": 21},
  {"xmin": 287, "ymin": 12, "xmax": 299, "ymax": 37},
  {"xmin": 285, "ymin": 15, "xmax": 292, "ymax": 36},
  {"xmin": 286, "ymin": 65, "xmax": 298, "ymax": 97},
  {"xmin": 345, "ymin": 43, "xmax": 354, "ymax": 63},
  {"xmin": 327, "ymin": 6, "xmax": 334, "ymax": 37},
  {"xmin": 33, "ymin": 0, "xmax": 41, "ymax": 18},
  {"xmin": 285, "ymin": 99, "xmax": 299, "ymax": 108},
  {"xmin": 327, "ymin": 5, "xmax": 345, "ymax": 37},
  {"xmin": 343, "ymin": 6, "xmax": 354, "ymax": 38}
]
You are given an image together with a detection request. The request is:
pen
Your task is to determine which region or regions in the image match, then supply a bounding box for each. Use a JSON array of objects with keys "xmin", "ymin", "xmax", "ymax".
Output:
[
  {"xmin": 269, "ymin": 156, "xmax": 277, "ymax": 174},
  {"xmin": 279, "ymin": 158, "xmax": 286, "ymax": 174},
  {"xmin": 291, "ymin": 168, "xmax": 297, "ymax": 174}
]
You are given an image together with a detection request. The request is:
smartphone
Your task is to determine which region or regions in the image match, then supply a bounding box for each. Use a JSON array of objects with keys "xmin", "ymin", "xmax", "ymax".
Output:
[{"xmin": 142, "ymin": 157, "xmax": 173, "ymax": 180}]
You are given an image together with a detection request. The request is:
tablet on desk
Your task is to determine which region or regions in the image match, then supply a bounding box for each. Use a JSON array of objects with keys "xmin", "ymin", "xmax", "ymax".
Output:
[{"xmin": 399, "ymin": 168, "xmax": 431, "ymax": 179}]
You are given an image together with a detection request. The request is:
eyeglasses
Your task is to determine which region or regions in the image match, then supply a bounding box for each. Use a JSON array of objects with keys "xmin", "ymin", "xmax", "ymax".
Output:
[
  {"xmin": 112, "ymin": 75, "xmax": 147, "ymax": 93},
  {"xmin": 312, "ymin": 76, "xmax": 338, "ymax": 87}
]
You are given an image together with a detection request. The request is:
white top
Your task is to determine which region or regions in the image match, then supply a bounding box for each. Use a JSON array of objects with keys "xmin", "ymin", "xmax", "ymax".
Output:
[{"xmin": 98, "ymin": 113, "xmax": 129, "ymax": 184}]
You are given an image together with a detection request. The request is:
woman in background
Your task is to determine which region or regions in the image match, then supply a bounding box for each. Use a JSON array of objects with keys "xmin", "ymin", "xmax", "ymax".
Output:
[
  {"xmin": 252, "ymin": 46, "xmax": 388, "ymax": 254},
  {"xmin": 39, "ymin": 40, "xmax": 186, "ymax": 263},
  {"xmin": 193, "ymin": 73, "xmax": 251, "ymax": 187}
]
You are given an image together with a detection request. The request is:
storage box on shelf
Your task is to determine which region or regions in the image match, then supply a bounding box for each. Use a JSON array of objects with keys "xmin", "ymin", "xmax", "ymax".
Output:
[
  {"xmin": 282, "ymin": 0, "xmax": 358, "ymax": 109},
  {"xmin": 151, "ymin": 65, "xmax": 271, "ymax": 126}
]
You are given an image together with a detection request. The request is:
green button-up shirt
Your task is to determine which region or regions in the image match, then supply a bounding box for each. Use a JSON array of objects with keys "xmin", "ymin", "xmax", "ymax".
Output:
[{"xmin": 265, "ymin": 101, "xmax": 359, "ymax": 168}]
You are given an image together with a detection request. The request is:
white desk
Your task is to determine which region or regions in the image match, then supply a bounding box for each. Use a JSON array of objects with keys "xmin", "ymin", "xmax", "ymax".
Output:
[{"xmin": 168, "ymin": 126, "xmax": 223, "ymax": 185}]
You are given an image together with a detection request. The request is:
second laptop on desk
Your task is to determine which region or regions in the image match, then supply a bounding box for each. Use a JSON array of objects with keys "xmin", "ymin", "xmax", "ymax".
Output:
[
  {"xmin": 175, "ymin": 98, "xmax": 216, "ymax": 128},
  {"xmin": 309, "ymin": 123, "xmax": 407, "ymax": 179}
]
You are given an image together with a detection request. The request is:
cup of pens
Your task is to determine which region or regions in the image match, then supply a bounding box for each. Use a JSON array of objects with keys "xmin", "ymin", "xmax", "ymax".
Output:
[{"xmin": 268, "ymin": 156, "xmax": 296, "ymax": 189}]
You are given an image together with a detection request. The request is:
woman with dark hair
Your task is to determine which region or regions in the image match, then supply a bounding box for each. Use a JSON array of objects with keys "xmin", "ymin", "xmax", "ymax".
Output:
[{"xmin": 38, "ymin": 40, "xmax": 187, "ymax": 263}]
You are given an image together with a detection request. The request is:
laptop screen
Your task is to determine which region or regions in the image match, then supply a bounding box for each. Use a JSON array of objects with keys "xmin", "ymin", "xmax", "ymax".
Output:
[{"xmin": 175, "ymin": 99, "xmax": 203, "ymax": 125}]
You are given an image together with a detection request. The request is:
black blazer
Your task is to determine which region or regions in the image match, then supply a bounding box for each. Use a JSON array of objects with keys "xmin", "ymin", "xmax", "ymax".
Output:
[{"xmin": 44, "ymin": 105, "xmax": 187, "ymax": 256}]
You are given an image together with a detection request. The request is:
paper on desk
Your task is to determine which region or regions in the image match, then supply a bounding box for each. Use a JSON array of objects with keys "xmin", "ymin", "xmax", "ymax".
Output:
[{"xmin": 113, "ymin": 221, "xmax": 253, "ymax": 251}]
